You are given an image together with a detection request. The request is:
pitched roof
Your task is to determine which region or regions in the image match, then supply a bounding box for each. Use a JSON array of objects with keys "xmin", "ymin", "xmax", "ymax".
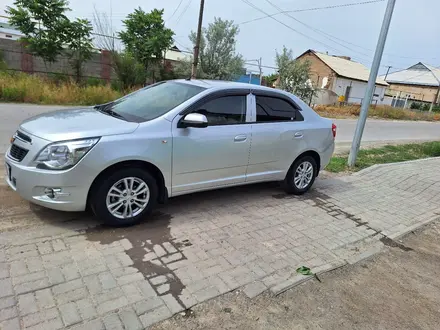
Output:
[
  {"xmin": 300, "ymin": 50, "xmax": 388, "ymax": 86},
  {"xmin": 383, "ymin": 62, "xmax": 440, "ymax": 87}
]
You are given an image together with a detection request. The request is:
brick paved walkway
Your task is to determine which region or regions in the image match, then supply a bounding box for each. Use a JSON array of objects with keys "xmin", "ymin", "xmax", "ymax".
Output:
[{"xmin": 0, "ymin": 158, "xmax": 439, "ymax": 330}]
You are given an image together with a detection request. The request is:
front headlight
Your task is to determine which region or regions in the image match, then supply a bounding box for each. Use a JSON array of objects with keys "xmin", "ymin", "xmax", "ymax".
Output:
[{"xmin": 35, "ymin": 138, "xmax": 100, "ymax": 170}]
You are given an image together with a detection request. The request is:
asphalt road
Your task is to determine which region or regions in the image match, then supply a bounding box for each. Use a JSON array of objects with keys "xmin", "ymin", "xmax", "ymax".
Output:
[{"xmin": 1, "ymin": 103, "xmax": 440, "ymax": 154}]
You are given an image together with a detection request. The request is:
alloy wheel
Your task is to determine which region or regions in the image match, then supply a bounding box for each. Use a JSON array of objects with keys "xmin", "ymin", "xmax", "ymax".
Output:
[
  {"xmin": 105, "ymin": 177, "xmax": 150, "ymax": 219},
  {"xmin": 294, "ymin": 161, "xmax": 314, "ymax": 189}
]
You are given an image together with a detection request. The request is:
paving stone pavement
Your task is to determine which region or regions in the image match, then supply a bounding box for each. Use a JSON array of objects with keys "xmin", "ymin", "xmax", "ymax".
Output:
[{"xmin": 0, "ymin": 158, "xmax": 439, "ymax": 329}]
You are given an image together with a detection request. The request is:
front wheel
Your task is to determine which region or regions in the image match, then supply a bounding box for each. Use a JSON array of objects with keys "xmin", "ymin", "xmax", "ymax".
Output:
[
  {"xmin": 283, "ymin": 156, "xmax": 318, "ymax": 195},
  {"xmin": 91, "ymin": 168, "xmax": 158, "ymax": 227}
]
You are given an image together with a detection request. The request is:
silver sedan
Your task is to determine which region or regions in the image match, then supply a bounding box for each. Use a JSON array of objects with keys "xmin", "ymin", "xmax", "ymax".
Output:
[{"xmin": 5, "ymin": 80, "xmax": 335, "ymax": 226}]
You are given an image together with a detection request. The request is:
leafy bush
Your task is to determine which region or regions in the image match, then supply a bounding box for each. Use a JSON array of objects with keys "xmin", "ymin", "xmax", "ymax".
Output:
[
  {"xmin": 422, "ymin": 103, "xmax": 431, "ymax": 111},
  {"xmin": 112, "ymin": 52, "xmax": 147, "ymax": 89},
  {"xmin": 47, "ymin": 72, "xmax": 71, "ymax": 85},
  {"xmin": 85, "ymin": 77, "xmax": 105, "ymax": 87},
  {"xmin": 1, "ymin": 86, "xmax": 26, "ymax": 102},
  {"xmin": 410, "ymin": 102, "xmax": 422, "ymax": 110}
]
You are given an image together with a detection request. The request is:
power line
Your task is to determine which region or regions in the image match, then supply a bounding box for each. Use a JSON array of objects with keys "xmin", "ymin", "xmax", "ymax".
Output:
[
  {"xmin": 166, "ymin": 0, "xmax": 185, "ymax": 23},
  {"xmin": 240, "ymin": 0, "xmax": 342, "ymax": 54},
  {"xmin": 242, "ymin": 1, "xmax": 437, "ymax": 64},
  {"xmin": 239, "ymin": 0, "xmax": 385, "ymax": 25},
  {"xmin": 262, "ymin": 0, "xmax": 375, "ymax": 64},
  {"xmin": 175, "ymin": 0, "xmax": 192, "ymax": 26},
  {"xmin": 242, "ymin": 0, "xmax": 402, "ymax": 69}
]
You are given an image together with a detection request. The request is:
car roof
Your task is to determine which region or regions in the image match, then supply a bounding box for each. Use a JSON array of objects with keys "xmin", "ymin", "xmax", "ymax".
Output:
[{"xmin": 173, "ymin": 79, "xmax": 278, "ymax": 93}]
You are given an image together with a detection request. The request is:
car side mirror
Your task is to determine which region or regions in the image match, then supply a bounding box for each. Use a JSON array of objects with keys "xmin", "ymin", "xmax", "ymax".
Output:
[{"xmin": 180, "ymin": 113, "xmax": 208, "ymax": 128}]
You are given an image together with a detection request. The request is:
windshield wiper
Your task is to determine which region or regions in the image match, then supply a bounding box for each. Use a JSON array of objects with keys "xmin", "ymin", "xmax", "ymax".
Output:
[{"xmin": 94, "ymin": 103, "xmax": 127, "ymax": 120}]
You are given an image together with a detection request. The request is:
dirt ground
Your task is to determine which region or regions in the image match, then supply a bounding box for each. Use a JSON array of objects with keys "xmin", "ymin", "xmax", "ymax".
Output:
[{"xmin": 152, "ymin": 221, "xmax": 440, "ymax": 330}]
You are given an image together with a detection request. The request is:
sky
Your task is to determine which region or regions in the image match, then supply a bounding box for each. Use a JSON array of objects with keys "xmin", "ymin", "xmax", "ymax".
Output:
[{"xmin": 1, "ymin": 0, "xmax": 439, "ymax": 75}]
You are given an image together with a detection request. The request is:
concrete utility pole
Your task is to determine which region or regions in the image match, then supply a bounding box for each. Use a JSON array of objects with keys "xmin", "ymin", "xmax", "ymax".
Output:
[
  {"xmin": 191, "ymin": 0, "xmax": 205, "ymax": 79},
  {"xmin": 348, "ymin": 0, "xmax": 396, "ymax": 167}
]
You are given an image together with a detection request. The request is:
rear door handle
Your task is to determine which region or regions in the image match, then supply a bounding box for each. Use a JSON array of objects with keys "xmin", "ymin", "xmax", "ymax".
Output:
[
  {"xmin": 234, "ymin": 135, "xmax": 247, "ymax": 142},
  {"xmin": 294, "ymin": 132, "xmax": 303, "ymax": 138}
]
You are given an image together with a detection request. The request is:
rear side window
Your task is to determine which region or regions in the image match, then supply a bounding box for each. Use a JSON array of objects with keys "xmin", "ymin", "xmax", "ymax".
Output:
[
  {"xmin": 256, "ymin": 96, "xmax": 303, "ymax": 122},
  {"xmin": 194, "ymin": 95, "xmax": 246, "ymax": 126}
]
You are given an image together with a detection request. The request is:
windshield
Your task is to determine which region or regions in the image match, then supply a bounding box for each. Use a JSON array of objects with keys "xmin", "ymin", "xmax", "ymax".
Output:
[{"xmin": 102, "ymin": 81, "xmax": 206, "ymax": 122}]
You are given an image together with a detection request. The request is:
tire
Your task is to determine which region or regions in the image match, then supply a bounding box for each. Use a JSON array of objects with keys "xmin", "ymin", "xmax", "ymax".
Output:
[
  {"xmin": 283, "ymin": 155, "xmax": 318, "ymax": 195},
  {"xmin": 90, "ymin": 167, "xmax": 158, "ymax": 227}
]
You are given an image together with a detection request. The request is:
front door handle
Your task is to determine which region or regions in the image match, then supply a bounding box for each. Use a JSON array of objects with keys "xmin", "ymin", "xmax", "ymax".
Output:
[
  {"xmin": 294, "ymin": 132, "xmax": 303, "ymax": 138},
  {"xmin": 234, "ymin": 135, "xmax": 247, "ymax": 142}
]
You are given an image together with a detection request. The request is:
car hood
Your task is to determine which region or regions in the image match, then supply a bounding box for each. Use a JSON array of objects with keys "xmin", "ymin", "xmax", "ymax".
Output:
[{"xmin": 19, "ymin": 107, "xmax": 139, "ymax": 141}]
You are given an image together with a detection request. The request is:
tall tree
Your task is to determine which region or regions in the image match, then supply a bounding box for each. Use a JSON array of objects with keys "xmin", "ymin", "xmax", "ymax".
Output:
[
  {"xmin": 66, "ymin": 18, "xmax": 94, "ymax": 82},
  {"xmin": 6, "ymin": 0, "xmax": 71, "ymax": 65},
  {"xmin": 276, "ymin": 46, "xmax": 315, "ymax": 101},
  {"xmin": 175, "ymin": 18, "xmax": 244, "ymax": 80},
  {"xmin": 119, "ymin": 8, "xmax": 174, "ymax": 74}
]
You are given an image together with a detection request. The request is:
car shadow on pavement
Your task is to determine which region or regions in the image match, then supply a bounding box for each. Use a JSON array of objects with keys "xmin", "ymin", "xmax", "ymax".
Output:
[{"xmin": 1, "ymin": 176, "xmax": 350, "ymax": 233}]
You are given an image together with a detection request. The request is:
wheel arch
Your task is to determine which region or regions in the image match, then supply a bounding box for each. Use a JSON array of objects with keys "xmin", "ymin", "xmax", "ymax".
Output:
[
  {"xmin": 87, "ymin": 160, "xmax": 168, "ymax": 209},
  {"xmin": 292, "ymin": 150, "xmax": 321, "ymax": 175}
]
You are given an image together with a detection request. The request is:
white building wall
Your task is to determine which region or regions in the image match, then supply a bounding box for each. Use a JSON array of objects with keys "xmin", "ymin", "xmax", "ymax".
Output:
[{"xmin": 332, "ymin": 77, "xmax": 387, "ymax": 105}]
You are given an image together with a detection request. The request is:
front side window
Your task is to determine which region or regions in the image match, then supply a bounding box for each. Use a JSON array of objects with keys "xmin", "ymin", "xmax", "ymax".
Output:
[
  {"xmin": 194, "ymin": 95, "xmax": 246, "ymax": 126},
  {"xmin": 256, "ymin": 96, "xmax": 303, "ymax": 122},
  {"xmin": 96, "ymin": 82, "xmax": 206, "ymax": 122}
]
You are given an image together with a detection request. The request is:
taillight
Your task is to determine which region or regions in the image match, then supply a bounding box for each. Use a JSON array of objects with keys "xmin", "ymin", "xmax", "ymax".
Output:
[{"xmin": 332, "ymin": 123, "xmax": 337, "ymax": 138}]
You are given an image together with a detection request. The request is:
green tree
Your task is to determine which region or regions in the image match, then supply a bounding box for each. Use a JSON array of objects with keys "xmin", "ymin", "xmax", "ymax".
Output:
[
  {"xmin": 119, "ymin": 8, "xmax": 174, "ymax": 76},
  {"xmin": 6, "ymin": 0, "xmax": 71, "ymax": 65},
  {"xmin": 112, "ymin": 51, "xmax": 148, "ymax": 89},
  {"xmin": 65, "ymin": 18, "xmax": 94, "ymax": 83},
  {"xmin": 276, "ymin": 46, "xmax": 315, "ymax": 101},
  {"xmin": 175, "ymin": 18, "xmax": 244, "ymax": 80},
  {"xmin": 263, "ymin": 73, "xmax": 278, "ymax": 86}
]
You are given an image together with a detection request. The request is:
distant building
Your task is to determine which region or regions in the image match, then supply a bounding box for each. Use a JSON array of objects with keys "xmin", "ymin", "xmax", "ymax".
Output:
[
  {"xmin": 383, "ymin": 63, "xmax": 440, "ymax": 105},
  {"xmin": 295, "ymin": 49, "xmax": 388, "ymax": 105},
  {"xmin": 164, "ymin": 46, "xmax": 191, "ymax": 65},
  {"xmin": 0, "ymin": 22, "xmax": 22, "ymax": 40},
  {"xmin": 236, "ymin": 74, "xmax": 261, "ymax": 85}
]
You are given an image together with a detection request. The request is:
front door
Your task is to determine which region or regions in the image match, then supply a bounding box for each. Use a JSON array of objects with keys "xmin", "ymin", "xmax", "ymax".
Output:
[{"xmin": 171, "ymin": 94, "xmax": 251, "ymax": 195}]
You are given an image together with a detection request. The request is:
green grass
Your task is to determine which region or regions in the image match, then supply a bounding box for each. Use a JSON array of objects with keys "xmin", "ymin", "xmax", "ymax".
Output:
[{"xmin": 327, "ymin": 141, "xmax": 440, "ymax": 173}]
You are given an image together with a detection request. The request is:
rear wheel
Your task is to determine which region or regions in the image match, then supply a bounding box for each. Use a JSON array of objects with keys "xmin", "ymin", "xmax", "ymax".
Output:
[
  {"xmin": 91, "ymin": 168, "xmax": 158, "ymax": 226},
  {"xmin": 284, "ymin": 155, "xmax": 318, "ymax": 195}
]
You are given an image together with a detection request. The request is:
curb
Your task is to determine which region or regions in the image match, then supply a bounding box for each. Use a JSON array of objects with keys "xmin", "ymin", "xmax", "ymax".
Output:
[
  {"xmin": 353, "ymin": 156, "xmax": 440, "ymax": 176},
  {"xmin": 266, "ymin": 216, "xmax": 440, "ymax": 298},
  {"xmin": 270, "ymin": 260, "xmax": 347, "ymax": 296},
  {"xmin": 387, "ymin": 215, "xmax": 440, "ymax": 240},
  {"xmin": 346, "ymin": 243, "xmax": 384, "ymax": 265}
]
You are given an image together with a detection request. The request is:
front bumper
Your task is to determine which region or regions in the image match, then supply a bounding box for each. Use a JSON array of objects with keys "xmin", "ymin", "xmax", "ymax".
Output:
[{"xmin": 5, "ymin": 151, "xmax": 93, "ymax": 212}]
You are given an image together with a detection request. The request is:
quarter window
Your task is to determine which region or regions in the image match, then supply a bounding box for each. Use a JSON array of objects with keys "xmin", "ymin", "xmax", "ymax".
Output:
[
  {"xmin": 256, "ymin": 96, "xmax": 303, "ymax": 122},
  {"xmin": 194, "ymin": 95, "xmax": 246, "ymax": 125}
]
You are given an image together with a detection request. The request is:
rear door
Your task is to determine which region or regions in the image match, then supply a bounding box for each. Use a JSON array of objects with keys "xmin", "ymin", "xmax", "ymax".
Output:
[
  {"xmin": 171, "ymin": 91, "xmax": 252, "ymax": 195},
  {"xmin": 246, "ymin": 94, "xmax": 306, "ymax": 182}
]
